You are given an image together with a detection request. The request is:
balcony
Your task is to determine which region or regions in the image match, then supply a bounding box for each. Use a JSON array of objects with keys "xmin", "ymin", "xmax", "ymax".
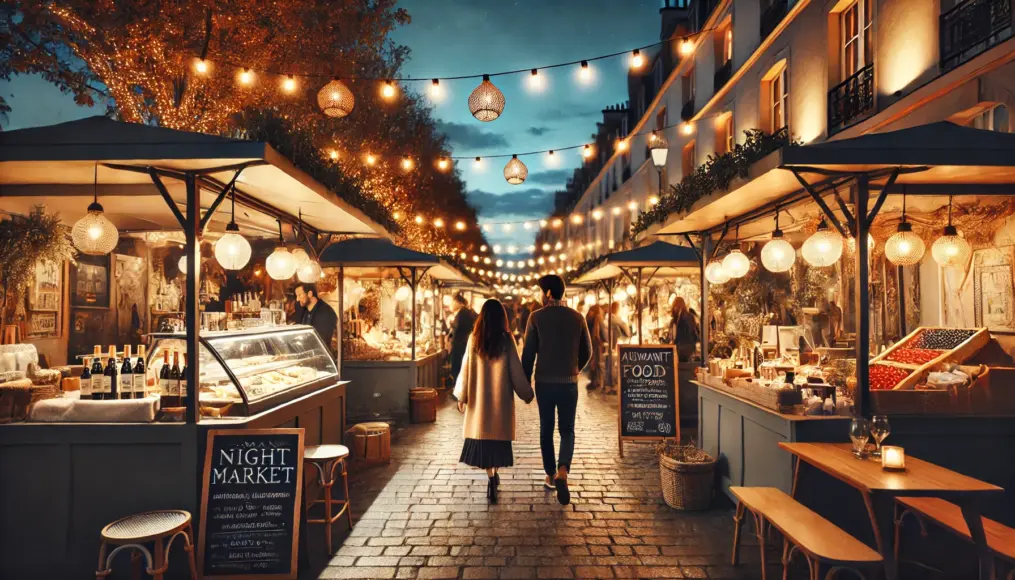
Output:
[
  {"xmin": 760, "ymin": 0, "xmax": 789, "ymax": 40},
  {"xmin": 940, "ymin": 0, "xmax": 1013, "ymax": 71},
  {"xmin": 713, "ymin": 59, "xmax": 732, "ymax": 93},
  {"xmin": 680, "ymin": 98, "xmax": 695, "ymax": 121},
  {"xmin": 828, "ymin": 63, "xmax": 875, "ymax": 134}
]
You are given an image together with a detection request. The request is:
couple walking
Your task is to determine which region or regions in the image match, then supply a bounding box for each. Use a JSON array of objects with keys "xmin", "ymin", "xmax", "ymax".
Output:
[{"xmin": 453, "ymin": 275, "xmax": 592, "ymax": 504}]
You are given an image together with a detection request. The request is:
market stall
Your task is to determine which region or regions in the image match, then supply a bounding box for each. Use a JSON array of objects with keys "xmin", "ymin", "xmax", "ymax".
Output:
[
  {"xmin": 574, "ymin": 241, "xmax": 702, "ymax": 421},
  {"xmin": 0, "ymin": 117, "xmax": 387, "ymax": 580},
  {"xmin": 654, "ymin": 121, "xmax": 1015, "ymax": 526},
  {"xmin": 319, "ymin": 236, "xmax": 467, "ymax": 422}
]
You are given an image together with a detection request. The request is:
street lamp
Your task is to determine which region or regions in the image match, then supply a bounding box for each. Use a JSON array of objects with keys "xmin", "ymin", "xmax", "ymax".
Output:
[{"xmin": 650, "ymin": 132, "xmax": 669, "ymax": 202}]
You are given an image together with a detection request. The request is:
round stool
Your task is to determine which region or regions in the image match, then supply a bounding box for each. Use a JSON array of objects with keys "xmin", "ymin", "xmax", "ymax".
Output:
[
  {"xmin": 304, "ymin": 444, "xmax": 354, "ymax": 555},
  {"xmin": 96, "ymin": 510, "xmax": 197, "ymax": 580}
]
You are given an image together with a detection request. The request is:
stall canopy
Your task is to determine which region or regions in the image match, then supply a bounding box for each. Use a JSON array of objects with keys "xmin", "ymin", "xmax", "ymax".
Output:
[
  {"xmin": 318, "ymin": 237, "xmax": 467, "ymax": 282},
  {"xmin": 575, "ymin": 241, "xmax": 701, "ymax": 284},
  {"xmin": 658, "ymin": 121, "xmax": 1015, "ymax": 237},
  {"xmin": 0, "ymin": 116, "xmax": 388, "ymax": 237}
]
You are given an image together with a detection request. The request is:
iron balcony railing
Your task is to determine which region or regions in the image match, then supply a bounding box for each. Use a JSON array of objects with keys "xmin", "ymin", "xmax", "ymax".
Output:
[
  {"xmin": 680, "ymin": 98, "xmax": 695, "ymax": 121},
  {"xmin": 713, "ymin": 59, "xmax": 732, "ymax": 93},
  {"xmin": 760, "ymin": 0, "xmax": 789, "ymax": 40},
  {"xmin": 828, "ymin": 63, "xmax": 875, "ymax": 134},
  {"xmin": 940, "ymin": 0, "xmax": 1013, "ymax": 71}
]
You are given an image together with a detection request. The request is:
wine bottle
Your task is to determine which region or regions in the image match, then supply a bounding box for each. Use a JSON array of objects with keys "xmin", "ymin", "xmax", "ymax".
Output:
[
  {"xmin": 159, "ymin": 350, "xmax": 171, "ymax": 406},
  {"xmin": 119, "ymin": 345, "xmax": 134, "ymax": 399},
  {"xmin": 80, "ymin": 359, "xmax": 93, "ymax": 399},
  {"xmin": 103, "ymin": 346, "xmax": 118, "ymax": 400},
  {"xmin": 133, "ymin": 345, "xmax": 147, "ymax": 398},
  {"xmin": 169, "ymin": 350, "xmax": 182, "ymax": 407},
  {"xmin": 90, "ymin": 350, "xmax": 104, "ymax": 400},
  {"xmin": 180, "ymin": 353, "xmax": 188, "ymax": 407}
]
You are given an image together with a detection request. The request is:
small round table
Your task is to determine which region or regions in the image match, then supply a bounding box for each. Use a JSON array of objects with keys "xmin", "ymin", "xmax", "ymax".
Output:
[
  {"xmin": 96, "ymin": 509, "xmax": 197, "ymax": 580},
  {"xmin": 304, "ymin": 444, "xmax": 354, "ymax": 555}
]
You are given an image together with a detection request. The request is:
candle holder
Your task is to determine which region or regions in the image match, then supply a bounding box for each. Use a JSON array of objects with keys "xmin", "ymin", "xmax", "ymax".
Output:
[{"xmin": 881, "ymin": 445, "xmax": 906, "ymax": 472}]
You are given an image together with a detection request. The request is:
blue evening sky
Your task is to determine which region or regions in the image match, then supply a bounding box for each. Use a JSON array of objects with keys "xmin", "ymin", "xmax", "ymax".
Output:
[{"xmin": 1, "ymin": 1, "xmax": 659, "ymax": 249}]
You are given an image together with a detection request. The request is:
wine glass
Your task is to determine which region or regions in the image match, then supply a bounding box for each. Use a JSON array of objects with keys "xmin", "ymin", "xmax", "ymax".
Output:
[
  {"xmin": 850, "ymin": 418, "xmax": 870, "ymax": 458},
  {"xmin": 870, "ymin": 415, "xmax": 891, "ymax": 458}
]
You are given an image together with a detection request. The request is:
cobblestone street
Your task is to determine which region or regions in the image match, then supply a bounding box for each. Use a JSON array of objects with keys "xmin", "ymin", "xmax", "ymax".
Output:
[{"xmin": 313, "ymin": 387, "xmax": 771, "ymax": 579}]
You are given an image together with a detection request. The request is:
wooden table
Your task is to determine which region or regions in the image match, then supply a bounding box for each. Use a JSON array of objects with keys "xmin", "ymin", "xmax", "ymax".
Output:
[{"xmin": 780, "ymin": 442, "xmax": 1003, "ymax": 580}]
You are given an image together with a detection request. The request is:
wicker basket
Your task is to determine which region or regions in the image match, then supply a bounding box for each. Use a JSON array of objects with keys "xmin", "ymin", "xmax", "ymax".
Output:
[{"xmin": 659, "ymin": 452, "xmax": 716, "ymax": 510}]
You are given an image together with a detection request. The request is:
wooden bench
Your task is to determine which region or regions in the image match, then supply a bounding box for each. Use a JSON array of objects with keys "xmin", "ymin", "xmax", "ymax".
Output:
[
  {"xmin": 895, "ymin": 497, "xmax": 1015, "ymax": 579},
  {"xmin": 730, "ymin": 486, "xmax": 883, "ymax": 580}
]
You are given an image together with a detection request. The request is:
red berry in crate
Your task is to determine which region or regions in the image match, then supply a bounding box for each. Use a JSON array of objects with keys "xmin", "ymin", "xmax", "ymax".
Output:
[
  {"xmin": 885, "ymin": 348, "xmax": 941, "ymax": 365},
  {"xmin": 869, "ymin": 364, "xmax": 910, "ymax": 390}
]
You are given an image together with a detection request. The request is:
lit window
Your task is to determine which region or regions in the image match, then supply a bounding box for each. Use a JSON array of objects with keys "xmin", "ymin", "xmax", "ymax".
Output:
[
  {"xmin": 682, "ymin": 141, "xmax": 696, "ymax": 177},
  {"xmin": 770, "ymin": 66, "xmax": 789, "ymax": 134},
  {"xmin": 972, "ymin": 104, "xmax": 1010, "ymax": 132},
  {"xmin": 841, "ymin": 0, "xmax": 873, "ymax": 79},
  {"xmin": 723, "ymin": 28, "xmax": 733, "ymax": 64},
  {"xmin": 717, "ymin": 114, "xmax": 734, "ymax": 155}
]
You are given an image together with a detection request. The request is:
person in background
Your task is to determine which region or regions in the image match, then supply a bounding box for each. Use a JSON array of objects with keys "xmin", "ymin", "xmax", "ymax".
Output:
[
  {"xmin": 584, "ymin": 304, "xmax": 608, "ymax": 390},
  {"xmin": 669, "ymin": 297, "xmax": 699, "ymax": 362},
  {"xmin": 517, "ymin": 302, "xmax": 532, "ymax": 341},
  {"xmin": 522, "ymin": 275, "xmax": 592, "ymax": 505},
  {"xmin": 454, "ymin": 299, "xmax": 534, "ymax": 504},
  {"xmin": 295, "ymin": 283, "xmax": 338, "ymax": 352},
  {"xmin": 449, "ymin": 292, "xmax": 478, "ymax": 382},
  {"xmin": 609, "ymin": 301, "xmax": 632, "ymax": 347}
]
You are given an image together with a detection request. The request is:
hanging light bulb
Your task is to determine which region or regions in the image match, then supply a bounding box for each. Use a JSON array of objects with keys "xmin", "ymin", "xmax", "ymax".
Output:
[
  {"xmin": 628, "ymin": 201, "xmax": 638, "ymax": 212},
  {"xmin": 414, "ymin": 215, "xmax": 424, "ymax": 225},
  {"xmin": 454, "ymin": 221, "xmax": 466, "ymax": 231},
  {"xmin": 679, "ymin": 38, "xmax": 695, "ymax": 56},
  {"xmin": 401, "ymin": 156, "xmax": 415, "ymax": 171},
  {"xmin": 681, "ymin": 122, "xmax": 694, "ymax": 136},
  {"xmin": 437, "ymin": 157, "xmax": 450, "ymax": 171},
  {"xmin": 468, "ymin": 74, "xmax": 505, "ymax": 122},
  {"xmin": 592, "ymin": 209, "xmax": 604, "ymax": 221},
  {"xmin": 552, "ymin": 218, "xmax": 563, "ymax": 228},
  {"xmin": 474, "ymin": 156, "xmax": 483, "ymax": 170},
  {"xmin": 504, "ymin": 155, "xmax": 528, "ymax": 185},
  {"xmin": 612, "ymin": 207, "xmax": 622, "ymax": 216},
  {"xmin": 394, "ymin": 286, "xmax": 411, "ymax": 302},
  {"xmin": 291, "ymin": 247, "xmax": 311, "ymax": 268},
  {"xmin": 527, "ymin": 68, "xmax": 544, "ymax": 92},
  {"xmin": 238, "ymin": 68, "xmax": 254, "ymax": 86},
  {"xmin": 433, "ymin": 218, "xmax": 445, "ymax": 228},
  {"xmin": 630, "ymin": 49, "xmax": 645, "ymax": 69},
  {"xmin": 194, "ymin": 59, "xmax": 209, "ymax": 75},
  {"xmin": 429, "ymin": 79, "xmax": 442, "ymax": 100},
  {"xmin": 616, "ymin": 139, "xmax": 629, "ymax": 153},
  {"xmin": 582, "ymin": 144, "xmax": 594, "ymax": 159},
  {"xmin": 761, "ymin": 210, "xmax": 795, "ymax": 273},
  {"xmin": 578, "ymin": 60, "xmax": 592, "ymax": 83},
  {"xmin": 931, "ymin": 196, "xmax": 971, "ymax": 267},
  {"xmin": 213, "ymin": 186, "xmax": 252, "ymax": 271},
  {"xmin": 480, "ymin": 244, "xmax": 488, "ymax": 252},
  {"xmin": 885, "ymin": 193, "xmax": 926, "ymax": 266},
  {"xmin": 649, "ymin": 196, "xmax": 659, "ymax": 206},
  {"xmin": 626, "ymin": 283, "xmax": 637, "ymax": 297},
  {"xmin": 614, "ymin": 288, "xmax": 629, "ymax": 302},
  {"xmin": 545, "ymin": 150, "xmax": 558, "ymax": 167},
  {"xmin": 493, "ymin": 244, "xmax": 502, "ymax": 253},
  {"xmin": 282, "ymin": 74, "xmax": 298, "ymax": 94},
  {"xmin": 317, "ymin": 77, "xmax": 353, "ymax": 116},
  {"xmin": 802, "ymin": 218, "xmax": 844, "ymax": 267},
  {"xmin": 722, "ymin": 237, "xmax": 751, "ymax": 278},
  {"xmin": 266, "ymin": 246, "xmax": 296, "ymax": 280},
  {"xmin": 365, "ymin": 153, "xmax": 377, "ymax": 166},
  {"xmin": 571, "ymin": 214, "xmax": 584, "ymax": 225},
  {"xmin": 297, "ymin": 260, "xmax": 322, "ymax": 283},
  {"xmin": 705, "ymin": 261, "xmax": 729, "ymax": 285},
  {"xmin": 381, "ymin": 80, "xmax": 398, "ymax": 100},
  {"xmin": 72, "ymin": 164, "xmax": 119, "ymax": 255}
]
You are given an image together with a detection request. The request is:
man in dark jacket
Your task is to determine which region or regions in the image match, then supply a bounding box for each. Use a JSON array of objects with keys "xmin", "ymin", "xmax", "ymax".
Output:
[
  {"xmin": 522, "ymin": 275, "xmax": 592, "ymax": 505},
  {"xmin": 449, "ymin": 292, "xmax": 478, "ymax": 381},
  {"xmin": 295, "ymin": 283, "xmax": 338, "ymax": 356}
]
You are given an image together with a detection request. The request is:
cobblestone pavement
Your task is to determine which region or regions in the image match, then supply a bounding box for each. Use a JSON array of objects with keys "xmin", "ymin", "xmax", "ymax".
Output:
[{"xmin": 315, "ymin": 387, "xmax": 774, "ymax": 579}]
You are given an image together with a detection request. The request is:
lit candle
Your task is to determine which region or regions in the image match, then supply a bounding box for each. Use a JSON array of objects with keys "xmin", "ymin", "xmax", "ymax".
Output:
[{"xmin": 881, "ymin": 446, "xmax": 906, "ymax": 472}]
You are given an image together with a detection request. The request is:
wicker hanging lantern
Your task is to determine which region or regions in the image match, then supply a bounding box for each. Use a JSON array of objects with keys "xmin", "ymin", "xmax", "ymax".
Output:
[
  {"xmin": 503, "ymin": 155, "xmax": 528, "ymax": 185},
  {"xmin": 469, "ymin": 75, "xmax": 505, "ymax": 122},
  {"xmin": 931, "ymin": 196, "xmax": 971, "ymax": 267},
  {"xmin": 760, "ymin": 208, "xmax": 795, "ymax": 273},
  {"xmin": 71, "ymin": 163, "xmax": 119, "ymax": 256},
  {"xmin": 885, "ymin": 193, "xmax": 926, "ymax": 266},
  {"xmin": 318, "ymin": 78, "xmax": 355, "ymax": 118},
  {"xmin": 802, "ymin": 219, "xmax": 843, "ymax": 267}
]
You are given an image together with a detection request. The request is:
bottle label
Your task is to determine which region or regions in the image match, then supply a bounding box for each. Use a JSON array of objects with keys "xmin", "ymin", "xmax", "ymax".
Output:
[
  {"xmin": 134, "ymin": 374, "xmax": 146, "ymax": 397},
  {"xmin": 81, "ymin": 376, "xmax": 92, "ymax": 396},
  {"xmin": 101, "ymin": 376, "xmax": 112, "ymax": 394},
  {"xmin": 120, "ymin": 374, "xmax": 133, "ymax": 395},
  {"xmin": 91, "ymin": 376, "xmax": 102, "ymax": 395},
  {"xmin": 160, "ymin": 377, "xmax": 171, "ymax": 396},
  {"xmin": 180, "ymin": 379, "xmax": 188, "ymax": 398},
  {"xmin": 168, "ymin": 378, "xmax": 180, "ymax": 397}
]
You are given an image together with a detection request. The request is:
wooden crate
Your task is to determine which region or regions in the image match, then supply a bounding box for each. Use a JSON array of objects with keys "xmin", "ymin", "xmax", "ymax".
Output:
[{"xmin": 869, "ymin": 327, "xmax": 989, "ymax": 391}]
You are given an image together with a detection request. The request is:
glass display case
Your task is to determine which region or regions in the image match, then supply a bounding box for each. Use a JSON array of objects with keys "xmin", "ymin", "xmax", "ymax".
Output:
[
  {"xmin": 342, "ymin": 276, "xmax": 440, "ymax": 361},
  {"xmin": 148, "ymin": 325, "xmax": 338, "ymax": 417}
]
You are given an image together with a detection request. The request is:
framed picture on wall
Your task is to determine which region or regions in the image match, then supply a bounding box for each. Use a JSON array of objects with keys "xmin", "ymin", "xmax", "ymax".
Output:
[
  {"xmin": 28, "ymin": 259, "xmax": 62, "ymax": 312},
  {"xmin": 27, "ymin": 312, "xmax": 58, "ymax": 339},
  {"xmin": 70, "ymin": 253, "xmax": 111, "ymax": 308},
  {"xmin": 972, "ymin": 247, "xmax": 1015, "ymax": 333}
]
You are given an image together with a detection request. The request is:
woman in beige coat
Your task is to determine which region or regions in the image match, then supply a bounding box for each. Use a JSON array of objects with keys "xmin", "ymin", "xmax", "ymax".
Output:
[{"xmin": 454, "ymin": 299, "xmax": 534, "ymax": 503}]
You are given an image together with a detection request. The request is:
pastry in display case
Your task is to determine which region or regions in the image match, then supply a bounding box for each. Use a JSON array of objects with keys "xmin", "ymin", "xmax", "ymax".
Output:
[
  {"xmin": 148, "ymin": 325, "xmax": 338, "ymax": 417},
  {"xmin": 341, "ymin": 277, "xmax": 440, "ymax": 361}
]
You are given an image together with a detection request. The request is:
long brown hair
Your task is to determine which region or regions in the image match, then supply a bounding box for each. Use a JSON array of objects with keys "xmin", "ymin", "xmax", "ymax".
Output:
[
  {"xmin": 471, "ymin": 299, "xmax": 512, "ymax": 359},
  {"xmin": 671, "ymin": 296, "xmax": 689, "ymax": 321},
  {"xmin": 586, "ymin": 304, "xmax": 603, "ymax": 335}
]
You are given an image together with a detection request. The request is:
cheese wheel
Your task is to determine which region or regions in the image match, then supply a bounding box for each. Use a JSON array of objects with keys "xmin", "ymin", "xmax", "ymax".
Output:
[{"xmin": 62, "ymin": 376, "xmax": 81, "ymax": 392}]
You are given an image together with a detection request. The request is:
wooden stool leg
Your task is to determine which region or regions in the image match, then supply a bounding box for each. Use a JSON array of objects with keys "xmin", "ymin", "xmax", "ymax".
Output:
[
  {"xmin": 341, "ymin": 458, "xmax": 354, "ymax": 528},
  {"xmin": 781, "ymin": 539, "xmax": 790, "ymax": 580},
  {"xmin": 96, "ymin": 542, "xmax": 109, "ymax": 579},
  {"xmin": 324, "ymin": 478, "xmax": 334, "ymax": 555},
  {"xmin": 151, "ymin": 538, "xmax": 165, "ymax": 580},
  {"xmin": 130, "ymin": 549, "xmax": 143, "ymax": 580},
  {"xmin": 731, "ymin": 501, "xmax": 745, "ymax": 566},
  {"xmin": 754, "ymin": 513, "xmax": 767, "ymax": 580},
  {"xmin": 184, "ymin": 524, "xmax": 199, "ymax": 580}
]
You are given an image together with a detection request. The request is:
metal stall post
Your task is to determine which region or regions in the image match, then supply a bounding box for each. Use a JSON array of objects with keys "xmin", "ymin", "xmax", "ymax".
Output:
[
  {"xmin": 337, "ymin": 266, "xmax": 344, "ymax": 373},
  {"xmin": 184, "ymin": 173, "xmax": 200, "ymax": 424},
  {"xmin": 854, "ymin": 175, "xmax": 871, "ymax": 417},
  {"xmin": 700, "ymin": 234, "xmax": 711, "ymax": 365},
  {"xmin": 636, "ymin": 267, "xmax": 643, "ymax": 344},
  {"xmin": 410, "ymin": 267, "xmax": 417, "ymax": 361}
]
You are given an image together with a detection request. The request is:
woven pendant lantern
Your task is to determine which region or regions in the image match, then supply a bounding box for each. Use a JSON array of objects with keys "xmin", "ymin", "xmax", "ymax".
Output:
[
  {"xmin": 265, "ymin": 220, "xmax": 297, "ymax": 280},
  {"xmin": 504, "ymin": 155, "xmax": 528, "ymax": 185},
  {"xmin": 705, "ymin": 261, "xmax": 729, "ymax": 285},
  {"xmin": 721, "ymin": 225, "xmax": 750, "ymax": 278},
  {"xmin": 802, "ymin": 218, "xmax": 843, "ymax": 267},
  {"xmin": 931, "ymin": 196, "xmax": 971, "ymax": 267},
  {"xmin": 469, "ymin": 75, "xmax": 505, "ymax": 122},
  {"xmin": 71, "ymin": 164, "xmax": 119, "ymax": 255},
  {"xmin": 297, "ymin": 259, "xmax": 323, "ymax": 283},
  {"xmin": 318, "ymin": 78, "xmax": 355, "ymax": 118},
  {"xmin": 761, "ymin": 210, "xmax": 795, "ymax": 273},
  {"xmin": 885, "ymin": 193, "xmax": 926, "ymax": 266}
]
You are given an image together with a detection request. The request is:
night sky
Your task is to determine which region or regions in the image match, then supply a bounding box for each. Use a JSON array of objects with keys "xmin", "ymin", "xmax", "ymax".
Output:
[{"xmin": 1, "ymin": 0, "xmax": 659, "ymax": 249}]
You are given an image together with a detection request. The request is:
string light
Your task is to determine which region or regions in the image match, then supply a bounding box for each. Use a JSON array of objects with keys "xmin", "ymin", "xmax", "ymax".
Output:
[
  {"xmin": 327, "ymin": 149, "xmax": 339, "ymax": 160},
  {"xmin": 474, "ymin": 157, "xmax": 483, "ymax": 170},
  {"xmin": 414, "ymin": 215, "xmax": 424, "ymax": 225},
  {"xmin": 381, "ymin": 80, "xmax": 398, "ymax": 100},
  {"xmin": 527, "ymin": 69, "xmax": 544, "ymax": 92},
  {"xmin": 578, "ymin": 60, "xmax": 592, "ymax": 83},
  {"xmin": 493, "ymin": 245, "xmax": 502, "ymax": 252},
  {"xmin": 433, "ymin": 218, "xmax": 444, "ymax": 228},
  {"xmin": 552, "ymin": 218, "xmax": 563, "ymax": 228},
  {"xmin": 539, "ymin": 220, "xmax": 548, "ymax": 227},
  {"xmin": 436, "ymin": 157, "xmax": 450, "ymax": 171},
  {"xmin": 542, "ymin": 243, "xmax": 551, "ymax": 251},
  {"xmin": 571, "ymin": 214, "xmax": 584, "ymax": 225},
  {"xmin": 393, "ymin": 211, "xmax": 403, "ymax": 220},
  {"xmin": 612, "ymin": 207, "xmax": 622, "ymax": 216},
  {"xmin": 504, "ymin": 155, "xmax": 528, "ymax": 185},
  {"xmin": 430, "ymin": 79, "xmax": 442, "ymax": 100},
  {"xmin": 582, "ymin": 144, "xmax": 594, "ymax": 159},
  {"xmin": 592, "ymin": 209, "xmax": 604, "ymax": 221},
  {"xmin": 194, "ymin": 59, "xmax": 209, "ymax": 74},
  {"xmin": 365, "ymin": 153, "xmax": 378, "ymax": 166},
  {"xmin": 282, "ymin": 75, "xmax": 297, "ymax": 93},
  {"xmin": 680, "ymin": 39, "xmax": 695, "ymax": 56},
  {"xmin": 544, "ymin": 150, "xmax": 558, "ymax": 167},
  {"xmin": 628, "ymin": 201, "xmax": 638, "ymax": 212},
  {"xmin": 238, "ymin": 68, "xmax": 254, "ymax": 86},
  {"xmin": 630, "ymin": 49, "xmax": 644, "ymax": 69},
  {"xmin": 616, "ymin": 139, "xmax": 629, "ymax": 152},
  {"xmin": 480, "ymin": 245, "xmax": 488, "ymax": 252},
  {"xmin": 455, "ymin": 221, "xmax": 466, "ymax": 231},
  {"xmin": 649, "ymin": 196, "xmax": 659, "ymax": 206},
  {"xmin": 681, "ymin": 122, "xmax": 694, "ymax": 136},
  {"xmin": 401, "ymin": 156, "xmax": 415, "ymax": 171}
]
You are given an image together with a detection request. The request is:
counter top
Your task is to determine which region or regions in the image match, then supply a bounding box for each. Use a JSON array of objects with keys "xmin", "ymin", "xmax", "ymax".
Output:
[{"xmin": 693, "ymin": 380, "xmax": 850, "ymax": 422}]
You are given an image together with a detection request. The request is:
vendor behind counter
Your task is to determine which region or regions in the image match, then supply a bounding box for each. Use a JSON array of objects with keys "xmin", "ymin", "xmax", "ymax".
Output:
[{"xmin": 294, "ymin": 283, "xmax": 338, "ymax": 351}]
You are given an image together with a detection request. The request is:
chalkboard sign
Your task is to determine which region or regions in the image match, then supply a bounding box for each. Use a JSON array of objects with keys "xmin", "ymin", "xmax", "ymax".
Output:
[
  {"xmin": 618, "ymin": 345, "xmax": 679, "ymax": 455},
  {"xmin": 199, "ymin": 429, "xmax": 305, "ymax": 580}
]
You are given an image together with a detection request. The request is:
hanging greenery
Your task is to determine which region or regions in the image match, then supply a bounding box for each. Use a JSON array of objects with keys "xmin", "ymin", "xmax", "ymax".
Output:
[
  {"xmin": 633, "ymin": 128, "xmax": 795, "ymax": 236},
  {"xmin": 0, "ymin": 206, "xmax": 77, "ymax": 326}
]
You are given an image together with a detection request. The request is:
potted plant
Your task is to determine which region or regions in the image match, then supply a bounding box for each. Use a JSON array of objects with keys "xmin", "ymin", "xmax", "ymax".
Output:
[{"xmin": 656, "ymin": 440, "xmax": 716, "ymax": 510}]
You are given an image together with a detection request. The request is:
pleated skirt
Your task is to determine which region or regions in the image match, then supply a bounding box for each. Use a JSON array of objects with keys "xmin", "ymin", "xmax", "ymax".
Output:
[{"xmin": 459, "ymin": 438, "xmax": 514, "ymax": 468}]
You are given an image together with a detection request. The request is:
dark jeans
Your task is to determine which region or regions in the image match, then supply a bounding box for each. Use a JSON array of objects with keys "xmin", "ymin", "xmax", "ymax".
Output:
[{"xmin": 535, "ymin": 383, "xmax": 579, "ymax": 477}]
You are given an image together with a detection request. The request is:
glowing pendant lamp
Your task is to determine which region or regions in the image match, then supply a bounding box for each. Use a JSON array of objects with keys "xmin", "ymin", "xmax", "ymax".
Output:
[
  {"xmin": 931, "ymin": 195, "xmax": 971, "ymax": 267},
  {"xmin": 802, "ymin": 218, "xmax": 843, "ymax": 267},
  {"xmin": 71, "ymin": 163, "xmax": 119, "ymax": 255},
  {"xmin": 265, "ymin": 220, "xmax": 297, "ymax": 280},
  {"xmin": 885, "ymin": 193, "xmax": 926, "ymax": 266},
  {"xmin": 761, "ymin": 208, "xmax": 795, "ymax": 273},
  {"xmin": 213, "ymin": 184, "xmax": 252, "ymax": 270},
  {"xmin": 705, "ymin": 261, "xmax": 729, "ymax": 285},
  {"xmin": 297, "ymin": 259, "xmax": 323, "ymax": 283},
  {"xmin": 722, "ymin": 225, "xmax": 751, "ymax": 278}
]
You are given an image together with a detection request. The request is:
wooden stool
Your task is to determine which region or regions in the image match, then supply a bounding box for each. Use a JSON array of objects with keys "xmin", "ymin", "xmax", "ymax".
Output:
[
  {"xmin": 95, "ymin": 510, "xmax": 197, "ymax": 580},
  {"xmin": 304, "ymin": 444, "xmax": 354, "ymax": 555}
]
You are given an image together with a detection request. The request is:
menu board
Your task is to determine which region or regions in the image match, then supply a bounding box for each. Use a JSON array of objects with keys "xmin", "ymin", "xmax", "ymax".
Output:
[
  {"xmin": 618, "ymin": 345, "xmax": 679, "ymax": 448},
  {"xmin": 199, "ymin": 429, "xmax": 305, "ymax": 580}
]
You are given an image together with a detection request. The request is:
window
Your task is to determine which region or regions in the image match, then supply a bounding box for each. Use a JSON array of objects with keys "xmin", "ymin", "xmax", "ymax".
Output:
[
  {"xmin": 723, "ymin": 28, "xmax": 733, "ymax": 64},
  {"xmin": 684, "ymin": 67, "xmax": 696, "ymax": 102},
  {"xmin": 637, "ymin": 86, "xmax": 647, "ymax": 118},
  {"xmin": 716, "ymin": 113, "xmax": 734, "ymax": 155},
  {"xmin": 762, "ymin": 61, "xmax": 789, "ymax": 134},
  {"xmin": 656, "ymin": 107, "xmax": 668, "ymax": 131},
  {"xmin": 972, "ymin": 104, "xmax": 1010, "ymax": 132},
  {"xmin": 841, "ymin": 0, "xmax": 873, "ymax": 79},
  {"xmin": 654, "ymin": 58, "xmax": 665, "ymax": 92},
  {"xmin": 682, "ymin": 141, "xmax": 696, "ymax": 177}
]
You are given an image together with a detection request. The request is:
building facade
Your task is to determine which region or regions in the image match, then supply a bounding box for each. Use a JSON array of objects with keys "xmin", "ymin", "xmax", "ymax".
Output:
[{"xmin": 546, "ymin": 0, "xmax": 1014, "ymax": 267}]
